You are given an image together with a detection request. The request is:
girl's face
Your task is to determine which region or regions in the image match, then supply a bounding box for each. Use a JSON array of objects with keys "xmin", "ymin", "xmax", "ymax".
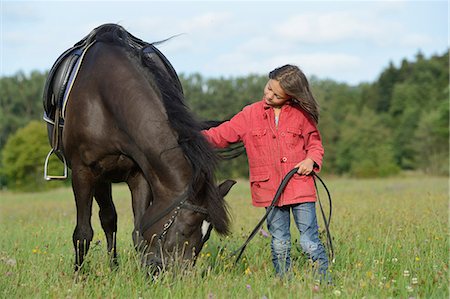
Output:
[{"xmin": 263, "ymin": 79, "xmax": 290, "ymax": 108}]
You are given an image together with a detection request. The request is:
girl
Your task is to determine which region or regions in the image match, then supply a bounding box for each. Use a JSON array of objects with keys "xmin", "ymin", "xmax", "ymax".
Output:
[{"xmin": 202, "ymin": 64, "xmax": 329, "ymax": 279}]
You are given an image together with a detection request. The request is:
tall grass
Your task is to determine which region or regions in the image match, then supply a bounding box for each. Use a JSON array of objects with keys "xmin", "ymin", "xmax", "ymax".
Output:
[{"xmin": 0, "ymin": 176, "xmax": 448, "ymax": 298}]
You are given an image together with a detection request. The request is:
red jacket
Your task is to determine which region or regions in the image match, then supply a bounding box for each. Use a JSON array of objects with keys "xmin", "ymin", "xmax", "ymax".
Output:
[{"xmin": 202, "ymin": 99, "xmax": 324, "ymax": 207}]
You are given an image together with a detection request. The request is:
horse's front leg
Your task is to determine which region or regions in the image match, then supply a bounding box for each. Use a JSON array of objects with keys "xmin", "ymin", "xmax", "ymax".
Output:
[
  {"xmin": 94, "ymin": 180, "xmax": 118, "ymax": 268},
  {"xmin": 72, "ymin": 165, "xmax": 96, "ymax": 271},
  {"xmin": 127, "ymin": 171, "xmax": 152, "ymax": 251}
]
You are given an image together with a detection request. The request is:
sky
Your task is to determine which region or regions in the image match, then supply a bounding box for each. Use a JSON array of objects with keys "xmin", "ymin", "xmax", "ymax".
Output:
[{"xmin": 1, "ymin": 0, "xmax": 448, "ymax": 85}]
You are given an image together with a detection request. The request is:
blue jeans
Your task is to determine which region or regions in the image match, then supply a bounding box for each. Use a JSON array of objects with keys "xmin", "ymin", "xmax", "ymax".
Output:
[{"xmin": 266, "ymin": 202, "xmax": 329, "ymax": 277}]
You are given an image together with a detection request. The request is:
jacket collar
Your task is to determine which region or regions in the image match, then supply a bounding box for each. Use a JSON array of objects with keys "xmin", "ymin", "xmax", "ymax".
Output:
[{"xmin": 262, "ymin": 99, "xmax": 294, "ymax": 111}]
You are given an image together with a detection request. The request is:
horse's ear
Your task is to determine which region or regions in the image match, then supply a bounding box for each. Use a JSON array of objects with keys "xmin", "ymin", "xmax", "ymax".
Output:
[{"xmin": 218, "ymin": 180, "xmax": 237, "ymax": 197}]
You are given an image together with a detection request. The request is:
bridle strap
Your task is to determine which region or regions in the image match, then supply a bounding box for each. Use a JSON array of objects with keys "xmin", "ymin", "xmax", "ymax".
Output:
[
  {"xmin": 232, "ymin": 167, "xmax": 299, "ymax": 263},
  {"xmin": 140, "ymin": 192, "xmax": 188, "ymax": 234},
  {"xmin": 140, "ymin": 191, "xmax": 209, "ymax": 235},
  {"xmin": 233, "ymin": 168, "xmax": 334, "ymax": 264},
  {"xmin": 182, "ymin": 202, "xmax": 208, "ymax": 215}
]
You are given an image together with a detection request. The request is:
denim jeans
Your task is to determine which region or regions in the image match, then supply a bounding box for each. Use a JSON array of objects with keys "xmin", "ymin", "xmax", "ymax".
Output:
[{"xmin": 266, "ymin": 202, "xmax": 329, "ymax": 277}]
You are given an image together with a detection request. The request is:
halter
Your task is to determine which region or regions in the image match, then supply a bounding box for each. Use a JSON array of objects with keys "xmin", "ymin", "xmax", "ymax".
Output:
[{"xmin": 140, "ymin": 191, "xmax": 209, "ymax": 242}]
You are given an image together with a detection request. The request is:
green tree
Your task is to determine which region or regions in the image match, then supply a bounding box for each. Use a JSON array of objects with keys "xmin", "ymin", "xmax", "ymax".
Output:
[
  {"xmin": 413, "ymin": 98, "xmax": 449, "ymax": 175},
  {"xmin": 0, "ymin": 71, "xmax": 46, "ymax": 149},
  {"xmin": 335, "ymin": 108, "xmax": 400, "ymax": 177},
  {"xmin": 1, "ymin": 121, "xmax": 66, "ymax": 191}
]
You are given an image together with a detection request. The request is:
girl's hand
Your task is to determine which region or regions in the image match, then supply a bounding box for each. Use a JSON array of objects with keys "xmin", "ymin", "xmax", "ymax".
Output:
[{"xmin": 295, "ymin": 158, "xmax": 315, "ymax": 175}]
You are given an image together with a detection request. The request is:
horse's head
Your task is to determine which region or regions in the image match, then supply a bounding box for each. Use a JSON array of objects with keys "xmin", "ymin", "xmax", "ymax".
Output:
[{"xmin": 141, "ymin": 179, "xmax": 236, "ymax": 271}]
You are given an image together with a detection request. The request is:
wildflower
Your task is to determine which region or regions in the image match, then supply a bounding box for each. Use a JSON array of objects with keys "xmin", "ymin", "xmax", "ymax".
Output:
[
  {"xmin": 412, "ymin": 277, "xmax": 418, "ymax": 285},
  {"xmin": 403, "ymin": 270, "xmax": 410, "ymax": 277},
  {"xmin": 259, "ymin": 228, "xmax": 269, "ymax": 238},
  {"xmin": 373, "ymin": 259, "xmax": 379, "ymax": 265},
  {"xmin": 333, "ymin": 289, "xmax": 341, "ymax": 296},
  {"xmin": 5, "ymin": 258, "xmax": 16, "ymax": 266},
  {"xmin": 208, "ymin": 293, "xmax": 214, "ymax": 299},
  {"xmin": 415, "ymin": 256, "xmax": 420, "ymax": 262},
  {"xmin": 246, "ymin": 284, "xmax": 251, "ymax": 290},
  {"xmin": 245, "ymin": 267, "xmax": 252, "ymax": 275},
  {"xmin": 312, "ymin": 285, "xmax": 320, "ymax": 293},
  {"xmin": 366, "ymin": 271, "xmax": 374, "ymax": 279},
  {"xmin": 406, "ymin": 285, "xmax": 414, "ymax": 292},
  {"xmin": 391, "ymin": 258, "xmax": 398, "ymax": 263}
]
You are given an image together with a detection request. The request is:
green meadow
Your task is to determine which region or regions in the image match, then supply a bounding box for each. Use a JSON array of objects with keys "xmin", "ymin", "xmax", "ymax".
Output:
[{"xmin": 0, "ymin": 176, "xmax": 448, "ymax": 298}]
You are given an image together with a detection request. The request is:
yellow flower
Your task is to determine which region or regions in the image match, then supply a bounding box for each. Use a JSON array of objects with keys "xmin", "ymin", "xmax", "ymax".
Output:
[
  {"xmin": 244, "ymin": 267, "xmax": 252, "ymax": 275},
  {"xmin": 415, "ymin": 256, "xmax": 420, "ymax": 261}
]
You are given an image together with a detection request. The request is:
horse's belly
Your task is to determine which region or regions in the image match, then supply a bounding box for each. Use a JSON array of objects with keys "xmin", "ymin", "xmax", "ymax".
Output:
[{"xmin": 95, "ymin": 154, "xmax": 137, "ymax": 182}]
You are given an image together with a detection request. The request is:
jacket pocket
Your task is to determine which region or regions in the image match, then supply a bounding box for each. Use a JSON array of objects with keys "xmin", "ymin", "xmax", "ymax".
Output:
[
  {"xmin": 250, "ymin": 173, "xmax": 272, "ymax": 202},
  {"xmin": 290, "ymin": 174, "xmax": 315, "ymax": 197},
  {"xmin": 251, "ymin": 128, "xmax": 267, "ymax": 147},
  {"xmin": 285, "ymin": 127, "xmax": 302, "ymax": 145}
]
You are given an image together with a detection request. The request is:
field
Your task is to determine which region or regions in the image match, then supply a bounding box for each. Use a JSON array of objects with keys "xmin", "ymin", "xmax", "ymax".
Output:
[{"xmin": 0, "ymin": 176, "xmax": 448, "ymax": 298}]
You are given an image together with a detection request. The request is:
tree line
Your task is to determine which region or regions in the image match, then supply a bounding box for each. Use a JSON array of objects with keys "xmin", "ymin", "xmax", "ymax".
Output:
[{"xmin": 0, "ymin": 49, "xmax": 448, "ymax": 190}]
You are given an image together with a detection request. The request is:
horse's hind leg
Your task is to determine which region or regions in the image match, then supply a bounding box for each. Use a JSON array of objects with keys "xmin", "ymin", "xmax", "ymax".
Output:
[
  {"xmin": 94, "ymin": 181, "xmax": 118, "ymax": 268},
  {"xmin": 72, "ymin": 166, "xmax": 96, "ymax": 271}
]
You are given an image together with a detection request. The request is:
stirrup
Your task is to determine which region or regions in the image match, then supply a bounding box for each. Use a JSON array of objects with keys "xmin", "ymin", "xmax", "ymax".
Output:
[{"xmin": 44, "ymin": 148, "xmax": 68, "ymax": 180}]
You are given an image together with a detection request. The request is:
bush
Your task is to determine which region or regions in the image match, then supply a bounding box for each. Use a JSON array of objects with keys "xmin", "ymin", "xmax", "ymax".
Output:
[{"xmin": 1, "ymin": 121, "xmax": 67, "ymax": 191}]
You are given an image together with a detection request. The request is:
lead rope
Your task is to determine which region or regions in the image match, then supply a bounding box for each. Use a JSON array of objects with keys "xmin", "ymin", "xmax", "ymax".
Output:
[{"xmin": 232, "ymin": 168, "xmax": 334, "ymax": 264}]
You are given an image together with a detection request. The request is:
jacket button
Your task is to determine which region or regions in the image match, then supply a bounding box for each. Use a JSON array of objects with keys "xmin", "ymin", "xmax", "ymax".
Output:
[
  {"xmin": 281, "ymin": 157, "xmax": 287, "ymax": 163},
  {"xmin": 281, "ymin": 132, "xmax": 285, "ymax": 137},
  {"xmin": 272, "ymin": 134, "xmax": 276, "ymax": 139}
]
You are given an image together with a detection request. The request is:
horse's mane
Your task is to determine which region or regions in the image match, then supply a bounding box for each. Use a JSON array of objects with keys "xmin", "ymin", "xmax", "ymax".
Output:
[{"xmin": 87, "ymin": 24, "xmax": 230, "ymax": 234}]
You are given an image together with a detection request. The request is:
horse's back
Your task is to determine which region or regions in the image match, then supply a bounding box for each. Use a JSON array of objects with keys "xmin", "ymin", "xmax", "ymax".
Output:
[{"xmin": 62, "ymin": 41, "xmax": 188, "ymax": 185}]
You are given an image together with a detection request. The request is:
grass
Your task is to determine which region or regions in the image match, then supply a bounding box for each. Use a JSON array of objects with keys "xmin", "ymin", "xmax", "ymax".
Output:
[{"xmin": 0, "ymin": 175, "xmax": 448, "ymax": 298}]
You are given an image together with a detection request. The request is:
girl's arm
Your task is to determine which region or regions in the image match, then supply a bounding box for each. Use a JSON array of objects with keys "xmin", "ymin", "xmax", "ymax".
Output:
[
  {"xmin": 202, "ymin": 108, "xmax": 248, "ymax": 148},
  {"xmin": 296, "ymin": 116, "xmax": 324, "ymax": 174}
]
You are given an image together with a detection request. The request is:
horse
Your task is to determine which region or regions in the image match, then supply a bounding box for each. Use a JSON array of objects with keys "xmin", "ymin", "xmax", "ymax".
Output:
[{"xmin": 43, "ymin": 23, "xmax": 236, "ymax": 272}]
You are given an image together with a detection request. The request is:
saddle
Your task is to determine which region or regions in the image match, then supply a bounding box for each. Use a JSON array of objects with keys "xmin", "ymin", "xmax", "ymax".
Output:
[
  {"xmin": 43, "ymin": 24, "xmax": 182, "ymax": 126},
  {"xmin": 42, "ymin": 23, "xmax": 183, "ymax": 180}
]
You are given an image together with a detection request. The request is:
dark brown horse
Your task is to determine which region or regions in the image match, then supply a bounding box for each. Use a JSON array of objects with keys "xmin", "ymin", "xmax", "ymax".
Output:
[{"xmin": 44, "ymin": 24, "xmax": 235, "ymax": 272}]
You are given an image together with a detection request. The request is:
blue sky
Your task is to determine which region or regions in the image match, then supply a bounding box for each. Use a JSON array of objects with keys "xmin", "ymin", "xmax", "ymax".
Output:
[{"xmin": 1, "ymin": 0, "xmax": 448, "ymax": 85}]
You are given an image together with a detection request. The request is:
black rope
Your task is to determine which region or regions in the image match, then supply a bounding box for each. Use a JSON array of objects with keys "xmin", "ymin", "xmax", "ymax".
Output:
[
  {"xmin": 232, "ymin": 168, "xmax": 299, "ymax": 263},
  {"xmin": 232, "ymin": 168, "xmax": 334, "ymax": 264},
  {"xmin": 313, "ymin": 174, "xmax": 335, "ymax": 262}
]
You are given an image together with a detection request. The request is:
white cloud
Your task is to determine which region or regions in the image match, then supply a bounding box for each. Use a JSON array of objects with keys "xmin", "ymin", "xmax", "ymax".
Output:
[
  {"xmin": 210, "ymin": 50, "xmax": 362, "ymax": 79},
  {"xmin": 180, "ymin": 12, "xmax": 232, "ymax": 33},
  {"xmin": 399, "ymin": 33, "xmax": 436, "ymax": 48},
  {"xmin": 274, "ymin": 10, "xmax": 423, "ymax": 48},
  {"xmin": 275, "ymin": 12, "xmax": 372, "ymax": 43}
]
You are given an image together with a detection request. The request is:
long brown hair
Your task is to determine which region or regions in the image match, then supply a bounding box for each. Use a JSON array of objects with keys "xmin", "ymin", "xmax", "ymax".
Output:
[{"xmin": 269, "ymin": 64, "xmax": 319, "ymax": 124}]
